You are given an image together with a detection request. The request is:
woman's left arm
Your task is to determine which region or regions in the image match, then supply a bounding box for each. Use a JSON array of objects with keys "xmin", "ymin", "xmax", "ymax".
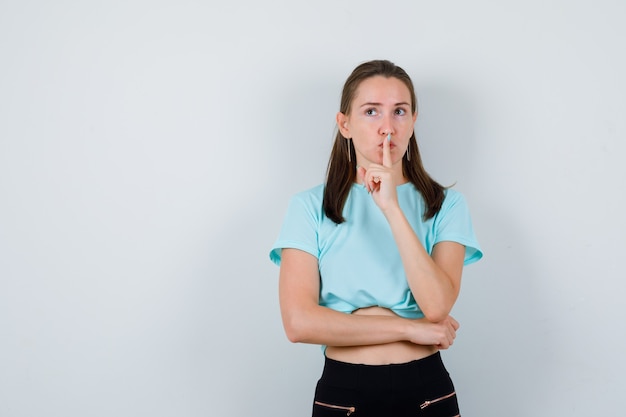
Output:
[{"xmin": 361, "ymin": 137, "xmax": 466, "ymax": 323}]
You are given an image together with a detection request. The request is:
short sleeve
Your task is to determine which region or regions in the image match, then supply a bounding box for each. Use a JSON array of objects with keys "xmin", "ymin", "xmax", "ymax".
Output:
[
  {"xmin": 269, "ymin": 192, "xmax": 321, "ymax": 266},
  {"xmin": 434, "ymin": 190, "xmax": 483, "ymax": 265}
]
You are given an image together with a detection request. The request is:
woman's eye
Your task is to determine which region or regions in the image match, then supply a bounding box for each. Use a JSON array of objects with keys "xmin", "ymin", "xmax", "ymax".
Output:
[
  {"xmin": 395, "ymin": 108, "xmax": 407, "ymax": 116},
  {"xmin": 365, "ymin": 108, "xmax": 378, "ymax": 116}
]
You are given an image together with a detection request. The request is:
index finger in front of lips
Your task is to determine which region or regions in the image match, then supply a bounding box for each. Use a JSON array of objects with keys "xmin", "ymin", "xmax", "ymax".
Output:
[{"xmin": 383, "ymin": 133, "xmax": 392, "ymax": 168}]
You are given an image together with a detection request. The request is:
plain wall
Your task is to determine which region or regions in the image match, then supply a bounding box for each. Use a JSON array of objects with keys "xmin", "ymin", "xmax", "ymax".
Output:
[{"xmin": 1, "ymin": 1, "xmax": 624, "ymax": 416}]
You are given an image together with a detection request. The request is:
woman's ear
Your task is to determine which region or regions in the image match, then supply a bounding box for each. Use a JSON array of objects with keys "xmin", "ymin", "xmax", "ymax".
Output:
[{"xmin": 336, "ymin": 112, "xmax": 350, "ymax": 138}]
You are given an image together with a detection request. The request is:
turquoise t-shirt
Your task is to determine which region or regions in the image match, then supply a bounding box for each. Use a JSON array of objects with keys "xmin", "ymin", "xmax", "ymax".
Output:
[{"xmin": 270, "ymin": 183, "xmax": 482, "ymax": 319}]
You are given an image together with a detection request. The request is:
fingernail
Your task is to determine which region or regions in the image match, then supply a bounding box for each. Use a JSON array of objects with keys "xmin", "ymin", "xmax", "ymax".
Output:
[{"xmin": 387, "ymin": 133, "xmax": 391, "ymax": 142}]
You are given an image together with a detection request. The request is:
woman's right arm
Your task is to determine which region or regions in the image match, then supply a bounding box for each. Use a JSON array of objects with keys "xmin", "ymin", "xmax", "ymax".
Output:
[{"xmin": 278, "ymin": 248, "xmax": 459, "ymax": 348}]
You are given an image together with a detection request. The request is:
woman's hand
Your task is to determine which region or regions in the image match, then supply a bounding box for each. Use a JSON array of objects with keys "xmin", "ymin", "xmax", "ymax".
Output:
[
  {"xmin": 407, "ymin": 316, "xmax": 460, "ymax": 349},
  {"xmin": 357, "ymin": 134, "xmax": 398, "ymax": 213}
]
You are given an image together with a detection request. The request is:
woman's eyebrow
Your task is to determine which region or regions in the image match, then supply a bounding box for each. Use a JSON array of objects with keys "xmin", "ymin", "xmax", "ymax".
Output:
[{"xmin": 359, "ymin": 101, "xmax": 411, "ymax": 107}]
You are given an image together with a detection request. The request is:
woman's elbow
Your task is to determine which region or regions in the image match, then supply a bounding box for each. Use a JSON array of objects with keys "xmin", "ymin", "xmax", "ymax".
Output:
[
  {"xmin": 420, "ymin": 291, "xmax": 458, "ymax": 323},
  {"xmin": 282, "ymin": 311, "xmax": 311, "ymax": 343},
  {"xmin": 421, "ymin": 306, "xmax": 452, "ymax": 323},
  {"xmin": 283, "ymin": 322, "xmax": 304, "ymax": 343}
]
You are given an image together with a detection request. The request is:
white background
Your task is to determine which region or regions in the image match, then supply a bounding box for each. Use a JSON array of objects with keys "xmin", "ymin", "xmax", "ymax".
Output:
[{"xmin": 1, "ymin": 1, "xmax": 624, "ymax": 416}]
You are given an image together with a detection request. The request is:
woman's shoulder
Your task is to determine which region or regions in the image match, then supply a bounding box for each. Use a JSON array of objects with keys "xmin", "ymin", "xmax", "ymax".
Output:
[
  {"xmin": 442, "ymin": 187, "xmax": 465, "ymax": 202},
  {"xmin": 437, "ymin": 187, "xmax": 473, "ymax": 219},
  {"xmin": 291, "ymin": 183, "xmax": 325, "ymax": 202},
  {"xmin": 286, "ymin": 183, "xmax": 326, "ymax": 215}
]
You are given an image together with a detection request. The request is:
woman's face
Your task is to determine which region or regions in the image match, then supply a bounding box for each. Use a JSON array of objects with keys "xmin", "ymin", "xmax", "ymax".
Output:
[{"xmin": 337, "ymin": 76, "xmax": 417, "ymax": 169}]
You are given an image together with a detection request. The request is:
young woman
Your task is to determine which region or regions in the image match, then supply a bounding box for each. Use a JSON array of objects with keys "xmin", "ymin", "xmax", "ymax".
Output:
[{"xmin": 270, "ymin": 60, "xmax": 482, "ymax": 417}]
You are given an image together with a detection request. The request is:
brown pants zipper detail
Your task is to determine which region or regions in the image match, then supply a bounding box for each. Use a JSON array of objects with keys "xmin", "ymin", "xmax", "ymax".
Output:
[
  {"xmin": 419, "ymin": 391, "xmax": 457, "ymax": 410},
  {"xmin": 314, "ymin": 400, "xmax": 356, "ymax": 415}
]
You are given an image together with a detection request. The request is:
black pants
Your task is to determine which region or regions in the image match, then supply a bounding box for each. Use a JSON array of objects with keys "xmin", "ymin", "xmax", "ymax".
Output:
[{"xmin": 312, "ymin": 352, "xmax": 460, "ymax": 417}]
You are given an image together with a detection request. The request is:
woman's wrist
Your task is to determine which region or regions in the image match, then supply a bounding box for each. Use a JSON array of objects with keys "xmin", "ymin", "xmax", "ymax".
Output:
[
  {"xmin": 400, "ymin": 316, "xmax": 419, "ymax": 342},
  {"xmin": 381, "ymin": 200, "xmax": 403, "ymax": 220}
]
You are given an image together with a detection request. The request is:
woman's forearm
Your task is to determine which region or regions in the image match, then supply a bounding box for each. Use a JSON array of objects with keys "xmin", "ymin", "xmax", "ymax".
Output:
[
  {"xmin": 282, "ymin": 304, "xmax": 458, "ymax": 348},
  {"xmin": 382, "ymin": 204, "xmax": 463, "ymax": 323},
  {"xmin": 283, "ymin": 305, "xmax": 411, "ymax": 346}
]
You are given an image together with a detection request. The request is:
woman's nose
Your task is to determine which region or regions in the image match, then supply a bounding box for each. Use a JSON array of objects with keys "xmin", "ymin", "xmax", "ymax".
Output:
[{"xmin": 379, "ymin": 116, "xmax": 394, "ymax": 136}]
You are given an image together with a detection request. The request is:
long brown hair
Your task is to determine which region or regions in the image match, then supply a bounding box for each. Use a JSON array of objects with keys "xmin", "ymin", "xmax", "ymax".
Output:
[{"xmin": 323, "ymin": 59, "xmax": 445, "ymax": 224}]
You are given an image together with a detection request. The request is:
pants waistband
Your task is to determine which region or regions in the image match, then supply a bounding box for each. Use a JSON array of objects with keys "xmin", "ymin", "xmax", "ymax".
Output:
[{"xmin": 320, "ymin": 351, "xmax": 447, "ymax": 392}]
